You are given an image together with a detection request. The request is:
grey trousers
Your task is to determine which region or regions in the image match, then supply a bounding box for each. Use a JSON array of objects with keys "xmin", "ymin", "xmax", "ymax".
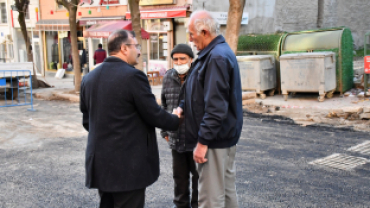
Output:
[{"xmin": 197, "ymin": 145, "xmax": 238, "ymax": 208}]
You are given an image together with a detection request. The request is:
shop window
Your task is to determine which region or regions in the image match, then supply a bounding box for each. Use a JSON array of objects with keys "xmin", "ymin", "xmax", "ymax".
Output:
[
  {"xmin": 25, "ymin": 6, "xmax": 29, "ymax": 19},
  {"xmin": 0, "ymin": 44, "xmax": 5, "ymax": 60},
  {"xmin": 7, "ymin": 43, "xmax": 14, "ymax": 59},
  {"xmin": 0, "ymin": 2, "xmax": 7, "ymax": 23},
  {"xmin": 45, "ymin": 32, "xmax": 59, "ymax": 70},
  {"xmin": 150, "ymin": 33, "xmax": 167, "ymax": 61}
]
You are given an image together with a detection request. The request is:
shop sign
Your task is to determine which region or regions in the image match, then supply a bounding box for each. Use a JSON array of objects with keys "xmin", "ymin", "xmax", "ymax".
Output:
[
  {"xmin": 126, "ymin": 9, "xmax": 186, "ymax": 19},
  {"xmin": 150, "ymin": 35, "xmax": 158, "ymax": 43},
  {"xmin": 147, "ymin": 22, "xmax": 171, "ymax": 31},
  {"xmin": 79, "ymin": 0, "xmax": 127, "ymax": 6},
  {"xmin": 210, "ymin": 12, "xmax": 248, "ymax": 25},
  {"xmin": 79, "ymin": 19, "xmax": 122, "ymax": 26},
  {"xmin": 139, "ymin": 0, "xmax": 174, "ymax": 6},
  {"xmin": 365, "ymin": 56, "xmax": 370, "ymax": 74},
  {"xmin": 79, "ymin": 0, "xmax": 93, "ymax": 5},
  {"xmin": 84, "ymin": 31, "xmax": 111, "ymax": 38}
]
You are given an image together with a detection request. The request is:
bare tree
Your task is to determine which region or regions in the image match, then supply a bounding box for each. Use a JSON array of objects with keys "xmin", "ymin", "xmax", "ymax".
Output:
[
  {"xmin": 225, "ymin": 0, "xmax": 246, "ymax": 54},
  {"xmin": 55, "ymin": 0, "xmax": 81, "ymax": 91},
  {"xmin": 14, "ymin": 0, "xmax": 38, "ymax": 88},
  {"xmin": 128, "ymin": 0, "xmax": 143, "ymax": 71}
]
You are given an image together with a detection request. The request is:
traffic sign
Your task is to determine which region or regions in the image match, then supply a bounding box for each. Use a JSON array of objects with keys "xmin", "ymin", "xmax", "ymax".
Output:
[{"xmin": 365, "ymin": 56, "xmax": 370, "ymax": 74}]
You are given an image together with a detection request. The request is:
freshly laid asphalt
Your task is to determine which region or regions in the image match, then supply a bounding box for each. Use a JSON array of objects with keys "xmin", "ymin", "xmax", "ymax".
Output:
[{"xmin": 1, "ymin": 100, "xmax": 370, "ymax": 207}]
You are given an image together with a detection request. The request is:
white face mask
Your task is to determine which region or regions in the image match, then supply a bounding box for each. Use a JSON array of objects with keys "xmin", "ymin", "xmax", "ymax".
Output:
[{"xmin": 174, "ymin": 63, "xmax": 190, "ymax": 75}]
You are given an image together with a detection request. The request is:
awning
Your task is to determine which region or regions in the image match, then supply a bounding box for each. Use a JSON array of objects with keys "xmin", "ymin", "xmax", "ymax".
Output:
[
  {"xmin": 83, "ymin": 20, "xmax": 150, "ymax": 39},
  {"xmin": 35, "ymin": 19, "xmax": 70, "ymax": 31},
  {"xmin": 126, "ymin": 7, "xmax": 188, "ymax": 19}
]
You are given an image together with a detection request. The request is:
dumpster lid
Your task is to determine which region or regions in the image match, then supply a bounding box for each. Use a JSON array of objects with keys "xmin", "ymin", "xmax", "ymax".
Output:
[
  {"xmin": 282, "ymin": 30, "xmax": 343, "ymax": 52},
  {"xmin": 280, "ymin": 52, "xmax": 335, "ymax": 59},
  {"xmin": 236, "ymin": 55, "xmax": 275, "ymax": 61}
]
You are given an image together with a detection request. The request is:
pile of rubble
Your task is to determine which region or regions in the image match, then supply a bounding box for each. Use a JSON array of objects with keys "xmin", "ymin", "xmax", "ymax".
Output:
[
  {"xmin": 242, "ymin": 92, "xmax": 279, "ymax": 114},
  {"xmin": 327, "ymin": 106, "xmax": 370, "ymax": 120}
]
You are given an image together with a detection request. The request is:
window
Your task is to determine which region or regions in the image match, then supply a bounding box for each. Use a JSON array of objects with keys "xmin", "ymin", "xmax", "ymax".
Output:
[
  {"xmin": 57, "ymin": 3, "xmax": 64, "ymax": 10},
  {"xmin": 25, "ymin": 6, "xmax": 29, "ymax": 19},
  {"xmin": 0, "ymin": 3, "xmax": 7, "ymax": 23}
]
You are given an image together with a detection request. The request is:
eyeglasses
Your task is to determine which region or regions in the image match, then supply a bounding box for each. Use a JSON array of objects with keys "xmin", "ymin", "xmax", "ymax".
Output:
[
  {"xmin": 173, "ymin": 57, "xmax": 187, "ymax": 61},
  {"xmin": 126, "ymin": 44, "xmax": 141, "ymax": 50}
]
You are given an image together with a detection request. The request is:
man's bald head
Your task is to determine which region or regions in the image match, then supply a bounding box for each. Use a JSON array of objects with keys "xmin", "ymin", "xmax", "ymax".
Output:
[
  {"xmin": 108, "ymin": 30, "xmax": 135, "ymax": 55},
  {"xmin": 188, "ymin": 10, "xmax": 219, "ymax": 36}
]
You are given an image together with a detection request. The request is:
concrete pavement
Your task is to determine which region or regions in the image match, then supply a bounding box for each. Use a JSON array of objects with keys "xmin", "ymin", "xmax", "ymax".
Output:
[
  {"xmin": 28, "ymin": 71, "xmax": 370, "ymax": 132},
  {"xmin": 1, "ymin": 100, "xmax": 370, "ymax": 207}
]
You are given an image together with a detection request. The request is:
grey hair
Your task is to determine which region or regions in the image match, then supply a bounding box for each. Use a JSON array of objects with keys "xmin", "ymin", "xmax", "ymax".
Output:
[{"xmin": 189, "ymin": 10, "xmax": 220, "ymax": 36}]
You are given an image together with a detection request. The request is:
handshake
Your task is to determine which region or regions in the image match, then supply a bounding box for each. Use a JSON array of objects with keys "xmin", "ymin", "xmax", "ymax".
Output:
[{"xmin": 172, "ymin": 107, "xmax": 184, "ymax": 121}]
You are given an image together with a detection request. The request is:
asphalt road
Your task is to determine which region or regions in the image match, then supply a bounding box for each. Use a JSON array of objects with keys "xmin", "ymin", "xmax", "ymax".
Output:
[{"xmin": 1, "ymin": 100, "xmax": 370, "ymax": 207}]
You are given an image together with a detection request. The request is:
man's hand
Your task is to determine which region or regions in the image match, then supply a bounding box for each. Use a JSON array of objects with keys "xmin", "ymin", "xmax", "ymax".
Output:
[
  {"xmin": 165, "ymin": 136, "xmax": 169, "ymax": 142},
  {"xmin": 172, "ymin": 108, "xmax": 180, "ymax": 118},
  {"xmin": 177, "ymin": 107, "xmax": 183, "ymax": 117},
  {"xmin": 173, "ymin": 108, "xmax": 184, "ymax": 124},
  {"xmin": 193, "ymin": 142, "xmax": 208, "ymax": 164}
]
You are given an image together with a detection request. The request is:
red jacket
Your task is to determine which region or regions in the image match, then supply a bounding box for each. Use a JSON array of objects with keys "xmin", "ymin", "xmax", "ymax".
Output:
[{"xmin": 94, "ymin": 49, "xmax": 107, "ymax": 64}]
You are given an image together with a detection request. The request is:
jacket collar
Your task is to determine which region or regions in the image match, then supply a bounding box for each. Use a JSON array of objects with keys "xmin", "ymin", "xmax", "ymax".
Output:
[
  {"xmin": 104, "ymin": 56, "xmax": 134, "ymax": 67},
  {"xmin": 197, "ymin": 35, "xmax": 225, "ymax": 60}
]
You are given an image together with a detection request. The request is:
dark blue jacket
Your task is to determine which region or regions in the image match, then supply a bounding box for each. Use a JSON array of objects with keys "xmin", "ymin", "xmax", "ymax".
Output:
[{"xmin": 180, "ymin": 35, "xmax": 243, "ymax": 149}]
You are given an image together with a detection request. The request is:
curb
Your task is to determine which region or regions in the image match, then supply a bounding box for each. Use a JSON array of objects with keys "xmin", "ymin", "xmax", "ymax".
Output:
[{"xmin": 52, "ymin": 92, "xmax": 80, "ymax": 102}]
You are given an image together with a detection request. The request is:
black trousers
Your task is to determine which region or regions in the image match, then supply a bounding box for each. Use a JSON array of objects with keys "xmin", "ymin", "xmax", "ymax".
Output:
[
  {"xmin": 98, "ymin": 188, "xmax": 145, "ymax": 208},
  {"xmin": 172, "ymin": 150, "xmax": 199, "ymax": 208}
]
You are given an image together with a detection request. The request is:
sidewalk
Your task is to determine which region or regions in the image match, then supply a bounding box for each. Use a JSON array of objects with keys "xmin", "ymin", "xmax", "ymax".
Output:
[
  {"xmin": 31, "ymin": 72, "xmax": 164, "ymax": 103},
  {"xmin": 31, "ymin": 71, "xmax": 370, "ymax": 131},
  {"xmin": 248, "ymin": 92, "xmax": 370, "ymax": 132},
  {"xmin": 31, "ymin": 72, "xmax": 79, "ymax": 102}
]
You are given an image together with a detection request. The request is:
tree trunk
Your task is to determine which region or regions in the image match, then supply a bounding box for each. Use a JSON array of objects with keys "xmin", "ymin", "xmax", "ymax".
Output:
[
  {"xmin": 225, "ymin": 0, "xmax": 246, "ymax": 54},
  {"xmin": 69, "ymin": 8, "xmax": 81, "ymax": 92},
  {"xmin": 129, "ymin": 0, "xmax": 143, "ymax": 71},
  {"xmin": 17, "ymin": 0, "xmax": 39, "ymax": 88}
]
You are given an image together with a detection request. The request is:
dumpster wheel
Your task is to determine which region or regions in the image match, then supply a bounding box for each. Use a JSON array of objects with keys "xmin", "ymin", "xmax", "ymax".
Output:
[
  {"xmin": 318, "ymin": 95, "xmax": 325, "ymax": 102},
  {"xmin": 283, "ymin": 94, "xmax": 288, "ymax": 101},
  {"xmin": 268, "ymin": 90, "xmax": 275, "ymax": 96},
  {"xmin": 326, "ymin": 91, "xmax": 334, "ymax": 99}
]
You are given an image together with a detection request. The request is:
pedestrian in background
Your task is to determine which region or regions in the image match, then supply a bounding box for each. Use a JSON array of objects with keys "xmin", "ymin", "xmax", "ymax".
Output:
[
  {"xmin": 160, "ymin": 44, "xmax": 198, "ymax": 208},
  {"xmin": 80, "ymin": 29, "xmax": 180, "ymax": 208},
  {"xmin": 93, "ymin": 43, "xmax": 107, "ymax": 64},
  {"xmin": 176, "ymin": 10, "xmax": 243, "ymax": 208}
]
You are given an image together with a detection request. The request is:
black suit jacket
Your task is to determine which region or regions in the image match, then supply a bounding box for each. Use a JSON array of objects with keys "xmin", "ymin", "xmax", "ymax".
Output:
[{"xmin": 80, "ymin": 56, "xmax": 179, "ymax": 192}]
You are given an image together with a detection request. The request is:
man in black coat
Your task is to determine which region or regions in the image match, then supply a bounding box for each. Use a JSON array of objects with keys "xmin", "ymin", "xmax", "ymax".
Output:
[{"xmin": 80, "ymin": 29, "xmax": 180, "ymax": 208}]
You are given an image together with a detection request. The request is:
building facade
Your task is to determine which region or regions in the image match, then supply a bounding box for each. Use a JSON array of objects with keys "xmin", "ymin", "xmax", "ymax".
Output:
[
  {"xmin": 192, "ymin": 0, "xmax": 370, "ymax": 49},
  {"xmin": 0, "ymin": 0, "xmax": 12, "ymax": 63},
  {"xmin": 125, "ymin": 0, "xmax": 192, "ymax": 74},
  {"xmin": 8, "ymin": 0, "xmax": 43, "ymax": 75},
  {"xmin": 38, "ymin": 0, "xmax": 130, "ymax": 75}
]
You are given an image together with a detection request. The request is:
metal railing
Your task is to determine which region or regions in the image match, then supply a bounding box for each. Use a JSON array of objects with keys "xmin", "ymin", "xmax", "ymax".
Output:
[{"xmin": 0, "ymin": 70, "xmax": 35, "ymax": 111}]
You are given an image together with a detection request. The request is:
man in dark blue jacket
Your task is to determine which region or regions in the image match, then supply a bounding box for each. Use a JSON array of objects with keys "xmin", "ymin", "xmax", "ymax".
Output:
[
  {"xmin": 177, "ymin": 10, "xmax": 243, "ymax": 208},
  {"xmin": 80, "ymin": 30, "xmax": 180, "ymax": 208}
]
